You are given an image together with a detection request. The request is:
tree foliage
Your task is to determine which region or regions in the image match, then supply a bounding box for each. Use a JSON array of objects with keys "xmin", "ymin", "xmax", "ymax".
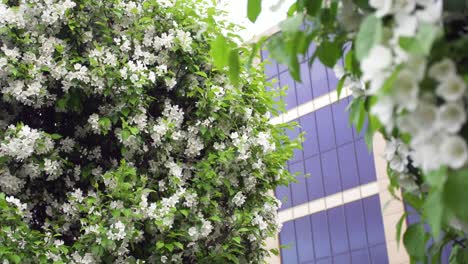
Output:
[{"xmin": 0, "ymin": 0, "xmax": 297, "ymax": 262}]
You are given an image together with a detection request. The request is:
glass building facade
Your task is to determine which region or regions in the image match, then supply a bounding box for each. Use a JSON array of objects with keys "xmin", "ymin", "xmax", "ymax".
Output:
[{"xmin": 262, "ymin": 43, "xmax": 406, "ymax": 263}]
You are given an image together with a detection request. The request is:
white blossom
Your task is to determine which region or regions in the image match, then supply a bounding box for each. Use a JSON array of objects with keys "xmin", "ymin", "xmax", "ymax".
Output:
[
  {"xmin": 429, "ymin": 58, "xmax": 456, "ymax": 82},
  {"xmin": 404, "ymin": 102, "xmax": 439, "ymax": 144},
  {"xmin": 391, "ymin": 69, "xmax": 419, "ymax": 111},
  {"xmin": 360, "ymin": 45, "xmax": 393, "ymax": 93},
  {"xmin": 369, "ymin": 0, "xmax": 393, "ymax": 17},
  {"xmin": 44, "ymin": 159, "xmax": 62, "ymax": 181},
  {"xmin": 6, "ymin": 196, "xmax": 27, "ymax": 212},
  {"xmin": 71, "ymin": 189, "xmax": 84, "ymax": 203},
  {"xmin": 0, "ymin": 125, "xmax": 42, "ymax": 160},
  {"xmin": 371, "ymin": 96, "xmax": 395, "ymax": 130},
  {"xmin": 393, "ymin": 0, "xmax": 416, "ymax": 13},
  {"xmin": 437, "ymin": 102, "xmax": 466, "ymax": 133},
  {"xmin": 252, "ymin": 213, "xmax": 268, "ymax": 230},
  {"xmin": 394, "ymin": 13, "xmax": 418, "ymax": 38},
  {"xmin": 415, "ymin": 0, "xmax": 442, "ymax": 23},
  {"xmin": 411, "ymin": 137, "xmax": 443, "ymax": 172},
  {"xmin": 436, "ymin": 75, "xmax": 467, "ymax": 102},
  {"xmin": 0, "ymin": 170, "xmax": 25, "ymax": 195},
  {"xmin": 232, "ymin": 192, "xmax": 246, "ymax": 207},
  {"xmin": 188, "ymin": 227, "xmax": 198, "ymax": 239},
  {"xmin": 88, "ymin": 114, "xmax": 100, "ymax": 134},
  {"xmin": 107, "ymin": 221, "xmax": 126, "ymax": 241},
  {"xmin": 440, "ymin": 135, "xmax": 468, "ymax": 169},
  {"xmin": 255, "ymin": 132, "xmax": 276, "ymax": 153},
  {"xmin": 200, "ymin": 219, "xmax": 213, "ymax": 237},
  {"xmin": 59, "ymin": 137, "xmax": 75, "ymax": 153},
  {"xmin": 166, "ymin": 161, "xmax": 183, "ymax": 178}
]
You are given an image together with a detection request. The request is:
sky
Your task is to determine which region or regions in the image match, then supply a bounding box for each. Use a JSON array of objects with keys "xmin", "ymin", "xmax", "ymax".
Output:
[{"xmin": 218, "ymin": 0, "xmax": 295, "ymax": 41}]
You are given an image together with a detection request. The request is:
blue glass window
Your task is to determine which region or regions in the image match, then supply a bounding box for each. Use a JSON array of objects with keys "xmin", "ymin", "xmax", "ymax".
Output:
[
  {"xmin": 315, "ymin": 106, "xmax": 336, "ymax": 152},
  {"xmin": 321, "ymin": 149, "xmax": 342, "ymax": 195},
  {"xmin": 280, "ymin": 71, "xmax": 298, "ymax": 110},
  {"xmin": 278, "ymin": 195, "xmax": 388, "ymax": 264},
  {"xmin": 290, "ymin": 162, "xmax": 308, "ymax": 206}
]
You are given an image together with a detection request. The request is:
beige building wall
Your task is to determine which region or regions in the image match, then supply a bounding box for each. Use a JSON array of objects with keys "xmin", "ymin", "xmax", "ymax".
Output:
[{"xmin": 373, "ymin": 133, "xmax": 410, "ymax": 264}]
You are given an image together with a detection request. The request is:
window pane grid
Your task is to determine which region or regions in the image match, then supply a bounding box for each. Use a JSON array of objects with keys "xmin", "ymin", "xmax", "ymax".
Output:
[{"xmin": 279, "ymin": 195, "xmax": 388, "ymax": 264}]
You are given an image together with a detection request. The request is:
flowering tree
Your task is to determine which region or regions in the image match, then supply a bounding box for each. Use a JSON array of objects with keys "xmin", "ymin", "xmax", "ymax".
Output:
[
  {"xmin": 244, "ymin": 0, "xmax": 468, "ymax": 262},
  {"xmin": 0, "ymin": 0, "xmax": 297, "ymax": 262}
]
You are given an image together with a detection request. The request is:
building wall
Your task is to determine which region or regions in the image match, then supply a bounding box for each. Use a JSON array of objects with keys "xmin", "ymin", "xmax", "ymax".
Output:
[{"xmin": 262, "ymin": 42, "xmax": 410, "ymax": 264}]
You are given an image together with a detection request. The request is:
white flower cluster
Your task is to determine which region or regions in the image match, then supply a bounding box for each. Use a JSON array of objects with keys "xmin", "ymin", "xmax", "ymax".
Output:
[
  {"xmin": 230, "ymin": 129, "xmax": 276, "ymax": 161},
  {"xmin": 107, "ymin": 221, "xmax": 126, "ymax": 241},
  {"xmin": 6, "ymin": 196, "xmax": 27, "ymax": 213},
  {"xmin": 357, "ymin": 0, "xmax": 468, "ymax": 173},
  {"xmin": 384, "ymin": 138, "xmax": 419, "ymax": 193},
  {"xmin": 0, "ymin": 125, "xmax": 64, "ymax": 194},
  {"xmin": 232, "ymin": 191, "xmax": 246, "ymax": 207},
  {"xmin": 188, "ymin": 219, "xmax": 213, "ymax": 240},
  {"xmin": 0, "ymin": 125, "xmax": 42, "ymax": 160}
]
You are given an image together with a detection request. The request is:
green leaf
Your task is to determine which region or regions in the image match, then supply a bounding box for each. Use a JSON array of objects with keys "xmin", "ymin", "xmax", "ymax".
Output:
[
  {"xmin": 365, "ymin": 113, "xmax": 381, "ymax": 149},
  {"xmin": 424, "ymin": 166, "xmax": 447, "ymax": 187},
  {"xmin": 443, "ymin": 169, "xmax": 468, "ymax": 222},
  {"xmin": 423, "ymin": 190, "xmax": 444, "ymax": 238},
  {"xmin": 180, "ymin": 209, "xmax": 189, "ymax": 217},
  {"xmin": 403, "ymin": 224, "xmax": 427, "ymax": 260},
  {"xmin": 287, "ymin": 32, "xmax": 304, "ymax": 81},
  {"xmin": 165, "ymin": 243, "xmax": 174, "ymax": 252},
  {"xmin": 210, "ymin": 215, "xmax": 222, "ymax": 222},
  {"xmin": 353, "ymin": 0, "xmax": 372, "ymax": 10},
  {"xmin": 99, "ymin": 117, "xmax": 111, "ymax": 128},
  {"xmin": 55, "ymin": 44, "xmax": 64, "ymax": 53},
  {"xmin": 232, "ymin": 236, "xmax": 241, "ymax": 244},
  {"xmin": 355, "ymin": 15, "xmax": 382, "ymax": 61},
  {"xmin": 270, "ymin": 248, "xmax": 280, "ymax": 256},
  {"xmin": 238, "ymin": 228, "xmax": 249, "ymax": 233},
  {"xmin": 319, "ymin": 6, "xmax": 335, "ymax": 27},
  {"xmin": 121, "ymin": 108, "xmax": 130, "ymax": 117},
  {"xmin": 9, "ymin": 255, "xmax": 21, "ymax": 264},
  {"xmin": 396, "ymin": 212, "xmax": 407, "ymax": 247},
  {"xmin": 403, "ymin": 192, "xmax": 424, "ymax": 210},
  {"xmin": 316, "ymin": 40, "xmax": 342, "ymax": 67},
  {"xmin": 121, "ymin": 129, "xmax": 131, "ymax": 141},
  {"xmin": 379, "ymin": 66, "xmax": 401, "ymax": 95},
  {"xmin": 287, "ymin": 3, "xmax": 297, "ymax": 16},
  {"xmin": 173, "ymin": 241, "xmax": 184, "ymax": 250},
  {"xmin": 305, "ymin": 0, "xmax": 322, "ymax": 16},
  {"xmin": 98, "ymin": 117, "xmax": 112, "ymax": 134},
  {"xmin": 49, "ymin": 133, "xmax": 62, "ymax": 140},
  {"xmin": 449, "ymin": 244, "xmax": 468, "ymax": 264},
  {"xmin": 247, "ymin": 0, "xmax": 262, "ymax": 22},
  {"xmin": 129, "ymin": 126, "xmax": 139, "ymax": 135},
  {"xmin": 210, "ymin": 35, "xmax": 229, "ymax": 69},
  {"xmin": 228, "ymin": 49, "xmax": 240, "ymax": 86},
  {"xmin": 348, "ymin": 97, "xmax": 366, "ymax": 132},
  {"xmin": 279, "ymin": 14, "xmax": 304, "ymax": 33},
  {"xmin": 336, "ymin": 74, "xmax": 349, "ymax": 99},
  {"xmin": 399, "ymin": 23, "xmax": 438, "ymax": 56},
  {"xmin": 247, "ymin": 41, "xmax": 262, "ymax": 68},
  {"xmin": 417, "ymin": 23, "xmax": 439, "ymax": 53},
  {"xmin": 156, "ymin": 241, "xmax": 164, "ymax": 250},
  {"xmin": 266, "ymin": 36, "xmax": 289, "ymax": 65}
]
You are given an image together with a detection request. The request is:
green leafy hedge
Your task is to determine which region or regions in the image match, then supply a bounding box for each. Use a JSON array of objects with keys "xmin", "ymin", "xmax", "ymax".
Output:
[{"xmin": 0, "ymin": 0, "xmax": 297, "ymax": 262}]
